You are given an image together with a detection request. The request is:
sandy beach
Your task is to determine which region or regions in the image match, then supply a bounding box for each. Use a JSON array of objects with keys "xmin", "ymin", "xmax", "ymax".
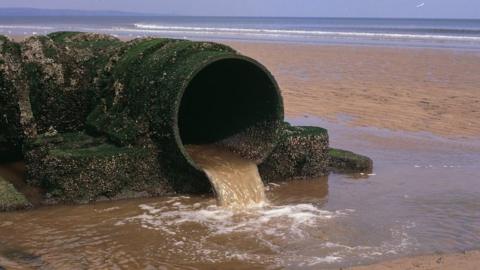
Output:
[
  {"xmin": 3, "ymin": 34, "xmax": 480, "ymax": 269},
  {"xmin": 227, "ymin": 42, "xmax": 480, "ymax": 269},
  {"xmin": 348, "ymin": 250, "xmax": 480, "ymax": 270},
  {"xmin": 243, "ymin": 42, "xmax": 480, "ymax": 269},
  {"xmin": 227, "ymin": 42, "xmax": 480, "ymax": 139}
]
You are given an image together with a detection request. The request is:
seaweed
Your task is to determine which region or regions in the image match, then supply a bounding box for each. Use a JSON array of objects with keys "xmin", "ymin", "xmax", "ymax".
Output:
[
  {"xmin": 259, "ymin": 123, "xmax": 330, "ymax": 182},
  {"xmin": 328, "ymin": 148, "xmax": 373, "ymax": 173},
  {"xmin": 25, "ymin": 132, "xmax": 173, "ymax": 202},
  {"xmin": 0, "ymin": 177, "xmax": 31, "ymax": 211}
]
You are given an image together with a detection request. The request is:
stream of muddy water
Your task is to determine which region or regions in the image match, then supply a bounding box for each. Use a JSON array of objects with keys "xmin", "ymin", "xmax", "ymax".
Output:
[
  {"xmin": 185, "ymin": 145, "xmax": 267, "ymax": 208},
  {"xmin": 1, "ymin": 116, "xmax": 479, "ymax": 269}
]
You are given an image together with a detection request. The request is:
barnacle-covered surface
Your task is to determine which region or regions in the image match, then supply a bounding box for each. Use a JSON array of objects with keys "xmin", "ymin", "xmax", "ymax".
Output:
[
  {"xmin": 0, "ymin": 176, "xmax": 31, "ymax": 211},
  {"xmin": 21, "ymin": 32, "xmax": 122, "ymax": 134},
  {"xmin": 0, "ymin": 35, "xmax": 36, "ymax": 158},
  {"xmin": 328, "ymin": 148, "xmax": 373, "ymax": 174},
  {"xmin": 25, "ymin": 132, "xmax": 174, "ymax": 203},
  {"xmin": 87, "ymin": 37, "xmax": 284, "ymax": 193},
  {"xmin": 259, "ymin": 123, "xmax": 330, "ymax": 182},
  {"xmin": 1, "ymin": 32, "xmax": 123, "ymax": 159}
]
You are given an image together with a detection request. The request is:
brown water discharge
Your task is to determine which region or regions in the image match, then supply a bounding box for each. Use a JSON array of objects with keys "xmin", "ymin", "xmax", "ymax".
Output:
[{"xmin": 185, "ymin": 145, "xmax": 267, "ymax": 208}]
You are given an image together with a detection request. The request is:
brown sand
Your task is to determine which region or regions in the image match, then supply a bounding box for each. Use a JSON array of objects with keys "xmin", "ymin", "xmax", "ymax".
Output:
[
  {"xmin": 226, "ymin": 42, "xmax": 480, "ymax": 139},
  {"xmin": 348, "ymin": 250, "xmax": 480, "ymax": 270},
  {"xmin": 225, "ymin": 42, "xmax": 480, "ymax": 270}
]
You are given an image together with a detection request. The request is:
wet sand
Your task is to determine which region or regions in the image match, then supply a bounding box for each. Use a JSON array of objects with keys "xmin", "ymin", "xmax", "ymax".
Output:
[
  {"xmin": 192, "ymin": 41, "xmax": 480, "ymax": 269},
  {"xmin": 226, "ymin": 42, "xmax": 480, "ymax": 139},
  {"xmin": 349, "ymin": 250, "xmax": 480, "ymax": 270},
  {"xmin": 241, "ymin": 42, "xmax": 479, "ymax": 270},
  {"xmin": 229, "ymin": 42, "xmax": 480, "ymax": 269},
  {"xmin": 290, "ymin": 114, "xmax": 480, "ymax": 270}
]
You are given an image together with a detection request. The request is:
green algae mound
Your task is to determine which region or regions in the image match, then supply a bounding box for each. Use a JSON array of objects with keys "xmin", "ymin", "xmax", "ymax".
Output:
[
  {"xmin": 259, "ymin": 123, "xmax": 329, "ymax": 182},
  {"xmin": 1, "ymin": 32, "xmax": 123, "ymax": 155},
  {"xmin": 22, "ymin": 32, "xmax": 122, "ymax": 134},
  {"xmin": 0, "ymin": 35, "xmax": 35, "ymax": 156},
  {"xmin": 329, "ymin": 148, "xmax": 373, "ymax": 173},
  {"xmin": 25, "ymin": 132, "xmax": 173, "ymax": 203},
  {"xmin": 0, "ymin": 177, "xmax": 31, "ymax": 211}
]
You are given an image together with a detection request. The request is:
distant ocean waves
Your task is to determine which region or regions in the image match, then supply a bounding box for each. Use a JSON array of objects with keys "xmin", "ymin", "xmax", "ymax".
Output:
[
  {"xmin": 132, "ymin": 23, "xmax": 480, "ymax": 42},
  {"xmin": 1, "ymin": 17, "xmax": 480, "ymax": 48}
]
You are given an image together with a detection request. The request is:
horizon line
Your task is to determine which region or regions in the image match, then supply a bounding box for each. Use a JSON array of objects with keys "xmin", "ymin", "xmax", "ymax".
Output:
[{"xmin": 1, "ymin": 7, "xmax": 479, "ymax": 20}]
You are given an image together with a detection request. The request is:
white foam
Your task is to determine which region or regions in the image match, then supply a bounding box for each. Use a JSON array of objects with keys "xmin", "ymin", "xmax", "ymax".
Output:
[
  {"xmin": 112, "ymin": 197, "xmax": 419, "ymax": 267},
  {"xmin": 0, "ymin": 221, "xmax": 13, "ymax": 227},
  {"xmin": 116, "ymin": 198, "xmax": 349, "ymax": 239},
  {"xmin": 307, "ymin": 255, "xmax": 342, "ymax": 265},
  {"xmin": 0, "ymin": 25, "xmax": 55, "ymax": 30},
  {"xmin": 317, "ymin": 221, "xmax": 416, "ymax": 260},
  {"xmin": 413, "ymin": 164, "xmax": 463, "ymax": 169},
  {"xmin": 113, "ymin": 198, "xmax": 355, "ymax": 266},
  {"xmin": 132, "ymin": 23, "xmax": 480, "ymax": 42},
  {"xmin": 94, "ymin": 206, "xmax": 120, "ymax": 213}
]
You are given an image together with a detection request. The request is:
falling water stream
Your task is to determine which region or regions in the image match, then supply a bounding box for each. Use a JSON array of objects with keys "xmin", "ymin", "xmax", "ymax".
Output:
[{"xmin": 185, "ymin": 145, "xmax": 267, "ymax": 208}]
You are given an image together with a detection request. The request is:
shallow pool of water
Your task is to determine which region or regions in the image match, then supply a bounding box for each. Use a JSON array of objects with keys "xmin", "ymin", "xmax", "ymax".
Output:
[{"xmin": 1, "ymin": 116, "xmax": 479, "ymax": 269}]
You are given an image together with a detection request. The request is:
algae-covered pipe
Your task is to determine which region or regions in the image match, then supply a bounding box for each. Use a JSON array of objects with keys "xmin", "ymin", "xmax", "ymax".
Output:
[
  {"xmin": 87, "ymin": 38, "xmax": 284, "ymax": 192},
  {"xmin": 0, "ymin": 35, "xmax": 36, "ymax": 160},
  {"xmin": 1, "ymin": 33, "xmax": 284, "ymax": 193},
  {"xmin": 1, "ymin": 32, "xmax": 122, "ymax": 158},
  {"xmin": 21, "ymin": 32, "xmax": 122, "ymax": 134}
]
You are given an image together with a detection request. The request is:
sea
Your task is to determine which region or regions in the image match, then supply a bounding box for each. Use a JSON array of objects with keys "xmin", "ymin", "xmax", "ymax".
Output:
[{"xmin": 1, "ymin": 16, "xmax": 480, "ymax": 49}]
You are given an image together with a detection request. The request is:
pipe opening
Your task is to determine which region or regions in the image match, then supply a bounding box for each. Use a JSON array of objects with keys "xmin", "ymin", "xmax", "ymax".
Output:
[{"xmin": 178, "ymin": 57, "xmax": 282, "ymax": 159}]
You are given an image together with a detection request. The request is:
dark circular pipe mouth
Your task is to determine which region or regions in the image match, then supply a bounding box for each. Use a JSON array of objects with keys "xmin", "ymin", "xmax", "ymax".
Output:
[{"xmin": 174, "ymin": 55, "xmax": 284, "ymax": 170}]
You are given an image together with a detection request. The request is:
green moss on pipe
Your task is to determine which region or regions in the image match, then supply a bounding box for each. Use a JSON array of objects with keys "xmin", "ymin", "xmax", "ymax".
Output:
[
  {"xmin": 21, "ymin": 32, "xmax": 122, "ymax": 134},
  {"xmin": 0, "ymin": 35, "xmax": 35, "ymax": 158},
  {"xmin": 259, "ymin": 123, "xmax": 329, "ymax": 182},
  {"xmin": 328, "ymin": 148, "xmax": 373, "ymax": 173},
  {"xmin": 25, "ymin": 132, "xmax": 173, "ymax": 202},
  {"xmin": 4, "ymin": 33, "xmax": 286, "ymax": 197},
  {"xmin": 0, "ymin": 177, "xmax": 31, "ymax": 211},
  {"xmin": 87, "ymin": 37, "xmax": 284, "ymax": 193}
]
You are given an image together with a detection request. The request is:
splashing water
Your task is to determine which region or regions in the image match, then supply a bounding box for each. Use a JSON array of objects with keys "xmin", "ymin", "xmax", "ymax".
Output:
[
  {"xmin": 185, "ymin": 145, "xmax": 267, "ymax": 208},
  {"xmin": 114, "ymin": 197, "xmax": 356, "ymax": 267}
]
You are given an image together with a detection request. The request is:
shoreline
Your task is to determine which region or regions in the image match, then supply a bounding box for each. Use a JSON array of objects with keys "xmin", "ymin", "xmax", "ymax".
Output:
[
  {"xmin": 6, "ymin": 32, "xmax": 480, "ymax": 52},
  {"xmin": 348, "ymin": 250, "xmax": 480, "ymax": 270},
  {"xmin": 225, "ymin": 41, "xmax": 480, "ymax": 139}
]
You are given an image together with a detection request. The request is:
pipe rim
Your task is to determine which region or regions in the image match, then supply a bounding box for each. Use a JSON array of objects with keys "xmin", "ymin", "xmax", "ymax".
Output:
[{"xmin": 173, "ymin": 54, "xmax": 284, "ymax": 171}]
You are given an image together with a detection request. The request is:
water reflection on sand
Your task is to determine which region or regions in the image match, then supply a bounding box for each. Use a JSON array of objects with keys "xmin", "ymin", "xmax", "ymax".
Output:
[{"xmin": 0, "ymin": 116, "xmax": 479, "ymax": 269}]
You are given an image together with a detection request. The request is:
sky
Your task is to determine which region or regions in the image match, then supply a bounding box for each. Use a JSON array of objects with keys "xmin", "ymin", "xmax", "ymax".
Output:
[{"xmin": 1, "ymin": 0, "xmax": 479, "ymax": 19}]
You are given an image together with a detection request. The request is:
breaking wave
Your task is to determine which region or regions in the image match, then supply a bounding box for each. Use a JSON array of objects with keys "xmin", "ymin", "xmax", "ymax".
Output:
[{"xmin": 133, "ymin": 23, "xmax": 480, "ymax": 42}]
